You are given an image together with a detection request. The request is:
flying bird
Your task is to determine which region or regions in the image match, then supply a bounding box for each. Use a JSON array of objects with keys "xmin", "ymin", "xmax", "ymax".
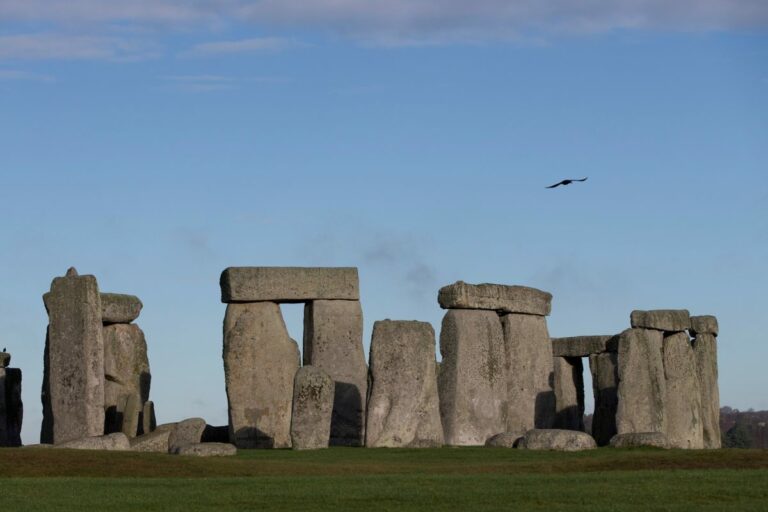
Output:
[{"xmin": 546, "ymin": 177, "xmax": 588, "ymax": 189}]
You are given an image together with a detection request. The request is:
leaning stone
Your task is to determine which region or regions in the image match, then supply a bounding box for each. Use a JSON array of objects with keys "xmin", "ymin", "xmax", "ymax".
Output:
[
  {"xmin": 0, "ymin": 352, "xmax": 10, "ymax": 367},
  {"xmin": 663, "ymin": 332, "xmax": 703, "ymax": 449},
  {"xmin": 130, "ymin": 430, "xmax": 171, "ymax": 453},
  {"xmin": 175, "ymin": 443, "xmax": 237, "ymax": 457},
  {"xmin": 224, "ymin": 302, "xmax": 299, "ymax": 448},
  {"xmin": 589, "ymin": 352, "xmax": 619, "ymax": 446},
  {"xmin": 168, "ymin": 418, "xmax": 206, "ymax": 453},
  {"xmin": 438, "ymin": 281, "xmax": 552, "ymax": 316},
  {"xmin": 101, "ymin": 293, "xmax": 143, "ymax": 324},
  {"xmin": 290, "ymin": 366, "xmax": 334, "ymax": 450},
  {"xmin": 694, "ymin": 332, "xmax": 721, "ymax": 448},
  {"xmin": 630, "ymin": 310, "xmax": 690, "ymax": 332},
  {"xmin": 303, "ymin": 300, "xmax": 367, "ymax": 446},
  {"xmin": 552, "ymin": 357, "xmax": 584, "ymax": 431},
  {"xmin": 517, "ymin": 429, "xmax": 597, "ymax": 451},
  {"xmin": 690, "ymin": 315, "xmax": 719, "ymax": 337},
  {"xmin": 438, "ymin": 310, "xmax": 507, "ymax": 446},
  {"xmin": 57, "ymin": 433, "xmax": 130, "ymax": 451},
  {"xmin": 609, "ymin": 432, "xmax": 670, "ymax": 449},
  {"xmin": 551, "ymin": 335, "xmax": 618, "ymax": 357},
  {"xmin": 220, "ymin": 267, "xmax": 359, "ymax": 303},
  {"xmin": 616, "ymin": 328, "xmax": 666, "ymax": 435},
  {"xmin": 484, "ymin": 432, "xmax": 524, "ymax": 448},
  {"xmin": 366, "ymin": 321, "xmax": 444, "ymax": 448},
  {"xmin": 0, "ymin": 367, "xmax": 23, "ymax": 447}
]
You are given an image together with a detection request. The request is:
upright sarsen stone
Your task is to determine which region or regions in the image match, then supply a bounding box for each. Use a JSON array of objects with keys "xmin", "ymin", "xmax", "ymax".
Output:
[
  {"xmin": 616, "ymin": 328, "xmax": 666, "ymax": 435},
  {"xmin": 223, "ymin": 302, "xmax": 299, "ymax": 448},
  {"xmin": 663, "ymin": 332, "xmax": 703, "ymax": 449},
  {"xmin": 694, "ymin": 331, "xmax": 721, "ymax": 448},
  {"xmin": 290, "ymin": 366, "xmax": 334, "ymax": 450},
  {"xmin": 0, "ymin": 367, "xmax": 23, "ymax": 447},
  {"xmin": 589, "ymin": 352, "xmax": 619, "ymax": 446},
  {"xmin": 552, "ymin": 356, "xmax": 584, "ymax": 431}
]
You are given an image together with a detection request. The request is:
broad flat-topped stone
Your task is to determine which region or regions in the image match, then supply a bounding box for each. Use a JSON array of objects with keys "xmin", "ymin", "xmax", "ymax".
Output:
[
  {"xmin": 438, "ymin": 281, "xmax": 552, "ymax": 316},
  {"xmin": 517, "ymin": 429, "xmax": 597, "ymax": 451},
  {"xmin": 101, "ymin": 293, "xmax": 143, "ymax": 324},
  {"xmin": 630, "ymin": 309, "xmax": 690, "ymax": 332},
  {"xmin": 551, "ymin": 335, "xmax": 618, "ymax": 357},
  {"xmin": 690, "ymin": 315, "xmax": 718, "ymax": 336},
  {"xmin": 220, "ymin": 267, "xmax": 359, "ymax": 303}
]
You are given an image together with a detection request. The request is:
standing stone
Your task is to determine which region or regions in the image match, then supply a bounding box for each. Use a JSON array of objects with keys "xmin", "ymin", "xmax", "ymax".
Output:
[
  {"xmin": 290, "ymin": 366, "xmax": 334, "ymax": 450},
  {"xmin": 41, "ymin": 269, "xmax": 105, "ymax": 444},
  {"xmin": 224, "ymin": 302, "xmax": 299, "ymax": 448},
  {"xmin": 552, "ymin": 356, "xmax": 584, "ymax": 431},
  {"xmin": 616, "ymin": 328, "xmax": 666, "ymax": 435},
  {"xmin": 589, "ymin": 352, "xmax": 619, "ymax": 446},
  {"xmin": 303, "ymin": 300, "xmax": 367, "ymax": 446},
  {"xmin": 501, "ymin": 313, "xmax": 555, "ymax": 433},
  {"xmin": 663, "ymin": 332, "xmax": 703, "ymax": 449},
  {"xmin": 103, "ymin": 323, "xmax": 150, "ymax": 437},
  {"xmin": 141, "ymin": 400, "xmax": 157, "ymax": 435},
  {"xmin": 694, "ymin": 331, "xmax": 721, "ymax": 448},
  {"xmin": 438, "ymin": 309, "xmax": 506, "ymax": 446},
  {"xmin": 0, "ymin": 367, "xmax": 23, "ymax": 447},
  {"xmin": 366, "ymin": 320, "xmax": 444, "ymax": 448}
]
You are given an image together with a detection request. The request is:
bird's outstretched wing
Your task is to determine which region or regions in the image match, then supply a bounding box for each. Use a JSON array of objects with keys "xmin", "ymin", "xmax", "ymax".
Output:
[
  {"xmin": 545, "ymin": 180, "xmax": 566, "ymax": 189},
  {"xmin": 574, "ymin": 177, "xmax": 588, "ymax": 182}
]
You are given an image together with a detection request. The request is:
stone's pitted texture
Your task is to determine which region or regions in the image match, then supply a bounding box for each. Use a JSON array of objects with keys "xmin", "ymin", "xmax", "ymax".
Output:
[
  {"xmin": 609, "ymin": 432, "xmax": 670, "ymax": 449},
  {"xmin": 484, "ymin": 432, "xmax": 524, "ymax": 448},
  {"xmin": 616, "ymin": 328, "xmax": 666, "ymax": 435},
  {"xmin": 690, "ymin": 315, "xmax": 719, "ymax": 336},
  {"xmin": 220, "ymin": 267, "xmax": 359, "ymax": 303},
  {"xmin": 0, "ymin": 368, "xmax": 23, "ymax": 446},
  {"xmin": 517, "ymin": 429, "xmax": 597, "ymax": 451},
  {"xmin": 141, "ymin": 401, "xmax": 156, "ymax": 435},
  {"xmin": 175, "ymin": 443, "xmax": 237, "ymax": 457},
  {"xmin": 663, "ymin": 332, "xmax": 704, "ymax": 449},
  {"xmin": 551, "ymin": 335, "xmax": 618, "ymax": 357},
  {"xmin": 130, "ymin": 430, "xmax": 171, "ymax": 453},
  {"xmin": 694, "ymin": 332, "xmax": 721, "ymax": 448},
  {"xmin": 290, "ymin": 366, "xmax": 334, "ymax": 450},
  {"xmin": 438, "ymin": 309, "xmax": 507, "ymax": 446},
  {"xmin": 101, "ymin": 293, "xmax": 143, "ymax": 324},
  {"xmin": 589, "ymin": 352, "xmax": 619, "ymax": 446},
  {"xmin": 168, "ymin": 417, "xmax": 206, "ymax": 453},
  {"xmin": 224, "ymin": 302, "xmax": 299, "ymax": 448},
  {"xmin": 57, "ymin": 433, "xmax": 130, "ymax": 451},
  {"xmin": 0, "ymin": 352, "xmax": 10, "ymax": 367},
  {"xmin": 42, "ymin": 270, "xmax": 105, "ymax": 444},
  {"xmin": 502, "ymin": 313, "xmax": 555, "ymax": 433},
  {"xmin": 438, "ymin": 281, "xmax": 552, "ymax": 316},
  {"xmin": 552, "ymin": 357, "xmax": 584, "ymax": 431},
  {"xmin": 366, "ymin": 321, "xmax": 444, "ymax": 448},
  {"xmin": 630, "ymin": 310, "xmax": 691, "ymax": 332},
  {"xmin": 303, "ymin": 300, "xmax": 367, "ymax": 447}
]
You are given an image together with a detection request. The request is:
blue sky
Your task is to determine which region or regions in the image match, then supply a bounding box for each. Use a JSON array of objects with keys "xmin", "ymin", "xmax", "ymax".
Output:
[{"xmin": 1, "ymin": 1, "xmax": 766, "ymax": 444}]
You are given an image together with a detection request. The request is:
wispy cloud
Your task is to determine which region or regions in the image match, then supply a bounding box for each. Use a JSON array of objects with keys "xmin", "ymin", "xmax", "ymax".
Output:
[
  {"xmin": 0, "ymin": 33, "xmax": 159, "ymax": 61},
  {"xmin": 184, "ymin": 37, "xmax": 298, "ymax": 57},
  {"xmin": 0, "ymin": 69, "xmax": 54, "ymax": 82},
  {"xmin": 162, "ymin": 74, "xmax": 237, "ymax": 92}
]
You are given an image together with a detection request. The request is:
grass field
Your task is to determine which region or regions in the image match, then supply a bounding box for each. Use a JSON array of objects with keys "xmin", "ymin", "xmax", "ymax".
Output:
[{"xmin": 0, "ymin": 447, "xmax": 767, "ymax": 511}]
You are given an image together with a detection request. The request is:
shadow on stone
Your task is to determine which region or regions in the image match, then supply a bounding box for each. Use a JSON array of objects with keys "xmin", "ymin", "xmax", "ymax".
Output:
[{"xmin": 330, "ymin": 382, "xmax": 363, "ymax": 446}]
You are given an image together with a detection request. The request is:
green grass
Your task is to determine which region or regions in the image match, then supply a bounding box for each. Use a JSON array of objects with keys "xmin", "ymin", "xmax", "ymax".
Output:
[{"xmin": 0, "ymin": 447, "xmax": 766, "ymax": 511}]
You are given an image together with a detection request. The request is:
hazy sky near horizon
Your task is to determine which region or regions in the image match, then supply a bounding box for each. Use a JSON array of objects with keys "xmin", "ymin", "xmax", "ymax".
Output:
[{"xmin": 1, "ymin": 1, "xmax": 767, "ymax": 443}]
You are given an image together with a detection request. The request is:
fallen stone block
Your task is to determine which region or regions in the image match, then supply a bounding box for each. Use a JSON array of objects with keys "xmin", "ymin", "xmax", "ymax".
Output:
[
  {"xmin": 609, "ymin": 432, "xmax": 670, "ymax": 449},
  {"xmin": 517, "ymin": 429, "xmax": 597, "ymax": 451},
  {"xmin": 220, "ymin": 267, "xmax": 359, "ymax": 303},
  {"xmin": 438, "ymin": 281, "xmax": 552, "ymax": 315},
  {"xmin": 290, "ymin": 366, "xmax": 334, "ymax": 450},
  {"xmin": 690, "ymin": 315, "xmax": 718, "ymax": 336},
  {"xmin": 175, "ymin": 442, "xmax": 237, "ymax": 457},
  {"xmin": 589, "ymin": 352, "xmax": 619, "ymax": 446},
  {"xmin": 630, "ymin": 310, "xmax": 690, "ymax": 332},
  {"xmin": 484, "ymin": 432, "xmax": 524, "ymax": 448},
  {"xmin": 551, "ymin": 335, "xmax": 618, "ymax": 357},
  {"xmin": 101, "ymin": 293, "xmax": 143, "ymax": 324},
  {"xmin": 553, "ymin": 356, "xmax": 584, "ymax": 432},
  {"xmin": 57, "ymin": 433, "xmax": 130, "ymax": 451},
  {"xmin": 663, "ymin": 332, "xmax": 703, "ymax": 449},
  {"xmin": 168, "ymin": 418, "xmax": 206, "ymax": 453},
  {"xmin": 694, "ymin": 332, "xmax": 721, "ymax": 448},
  {"xmin": 130, "ymin": 430, "xmax": 171, "ymax": 453},
  {"xmin": 616, "ymin": 328, "xmax": 666, "ymax": 435}
]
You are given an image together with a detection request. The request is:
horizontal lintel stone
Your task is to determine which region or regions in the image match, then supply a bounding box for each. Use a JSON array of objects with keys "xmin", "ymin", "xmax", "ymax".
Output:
[
  {"xmin": 101, "ymin": 293, "xmax": 143, "ymax": 324},
  {"xmin": 551, "ymin": 335, "xmax": 619, "ymax": 357},
  {"xmin": 690, "ymin": 315, "xmax": 719, "ymax": 336},
  {"xmin": 438, "ymin": 281, "xmax": 552, "ymax": 316},
  {"xmin": 630, "ymin": 309, "xmax": 690, "ymax": 332},
  {"xmin": 220, "ymin": 267, "xmax": 359, "ymax": 303}
]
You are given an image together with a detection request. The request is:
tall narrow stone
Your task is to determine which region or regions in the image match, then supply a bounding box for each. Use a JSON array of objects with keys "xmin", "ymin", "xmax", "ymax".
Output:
[
  {"xmin": 663, "ymin": 332, "xmax": 704, "ymax": 449},
  {"xmin": 224, "ymin": 302, "xmax": 299, "ymax": 448},
  {"xmin": 366, "ymin": 320, "xmax": 444, "ymax": 448},
  {"xmin": 501, "ymin": 313, "xmax": 555, "ymax": 432},
  {"xmin": 552, "ymin": 356, "xmax": 584, "ymax": 431},
  {"xmin": 0, "ymin": 367, "xmax": 23, "ymax": 447},
  {"xmin": 103, "ymin": 323, "xmax": 150, "ymax": 437},
  {"xmin": 303, "ymin": 300, "xmax": 367, "ymax": 446},
  {"xmin": 589, "ymin": 352, "xmax": 618, "ymax": 446},
  {"xmin": 616, "ymin": 328, "xmax": 666, "ymax": 435},
  {"xmin": 438, "ymin": 310, "xmax": 506, "ymax": 446},
  {"xmin": 290, "ymin": 366, "xmax": 334, "ymax": 450},
  {"xmin": 694, "ymin": 331, "xmax": 721, "ymax": 448}
]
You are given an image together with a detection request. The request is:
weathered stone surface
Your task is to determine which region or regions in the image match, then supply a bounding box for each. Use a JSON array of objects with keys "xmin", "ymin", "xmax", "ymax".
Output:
[
  {"xmin": 290, "ymin": 366, "xmax": 334, "ymax": 450},
  {"xmin": 663, "ymin": 332, "xmax": 703, "ymax": 449},
  {"xmin": 616, "ymin": 328, "xmax": 666, "ymax": 435},
  {"xmin": 438, "ymin": 310, "xmax": 507, "ymax": 446},
  {"xmin": 141, "ymin": 401, "xmax": 156, "ymax": 435},
  {"xmin": 0, "ymin": 367, "xmax": 23, "ymax": 447},
  {"xmin": 42, "ymin": 270, "xmax": 105, "ymax": 444},
  {"xmin": 168, "ymin": 417, "xmax": 206, "ymax": 453},
  {"xmin": 130, "ymin": 429, "xmax": 171, "ymax": 453},
  {"xmin": 58, "ymin": 433, "xmax": 130, "ymax": 451},
  {"xmin": 694, "ymin": 333, "xmax": 721, "ymax": 448},
  {"xmin": 502, "ymin": 313, "xmax": 555, "ymax": 433},
  {"xmin": 101, "ymin": 293, "xmax": 143, "ymax": 324},
  {"xmin": 517, "ymin": 429, "xmax": 597, "ymax": 451},
  {"xmin": 175, "ymin": 443, "xmax": 237, "ymax": 457},
  {"xmin": 303, "ymin": 300, "xmax": 367, "ymax": 446},
  {"xmin": 0, "ymin": 352, "xmax": 10, "ymax": 367},
  {"xmin": 553, "ymin": 357, "xmax": 584, "ymax": 431},
  {"xmin": 438, "ymin": 281, "xmax": 552, "ymax": 316},
  {"xmin": 589, "ymin": 352, "xmax": 619, "ymax": 446},
  {"xmin": 630, "ymin": 310, "xmax": 690, "ymax": 332},
  {"xmin": 366, "ymin": 321, "xmax": 444, "ymax": 448},
  {"xmin": 609, "ymin": 432, "xmax": 670, "ymax": 449},
  {"xmin": 690, "ymin": 315, "xmax": 719, "ymax": 336},
  {"xmin": 484, "ymin": 432, "xmax": 524, "ymax": 448},
  {"xmin": 220, "ymin": 267, "xmax": 359, "ymax": 303},
  {"xmin": 224, "ymin": 302, "xmax": 299, "ymax": 448},
  {"xmin": 551, "ymin": 335, "xmax": 618, "ymax": 357}
]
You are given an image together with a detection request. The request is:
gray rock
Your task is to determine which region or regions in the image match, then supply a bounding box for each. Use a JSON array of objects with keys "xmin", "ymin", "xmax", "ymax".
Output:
[
  {"xmin": 502, "ymin": 313, "xmax": 555, "ymax": 433},
  {"xmin": 175, "ymin": 443, "xmax": 237, "ymax": 457},
  {"xmin": 630, "ymin": 310, "xmax": 690, "ymax": 332},
  {"xmin": 168, "ymin": 417, "xmax": 206, "ymax": 453},
  {"xmin": 224, "ymin": 302, "xmax": 299, "ymax": 448},
  {"xmin": 130, "ymin": 430, "xmax": 171, "ymax": 453},
  {"xmin": 141, "ymin": 401, "xmax": 156, "ymax": 435},
  {"xmin": 553, "ymin": 357, "xmax": 584, "ymax": 431},
  {"xmin": 57, "ymin": 432, "xmax": 130, "ymax": 451},
  {"xmin": 303, "ymin": 300, "xmax": 367, "ymax": 446},
  {"xmin": 42, "ymin": 270, "xmax": 105, "ymax": 444},
  {"xmin": 616, "ymin": 328, "xmax": 666, "ymax": 435},
  {"xmin": 366, "ymin": 320, "xmax": 444, "ymax": 448},
  {"xmin": 609, "ymin": 432, "xmax": 670, "ymax": 449},
  {"xmin": 438, "ymin": 281, "xmax": 552, "ymax": 316},
  {"xmin": 438, "ymin": 310, "xmax": 507, "ymax": 446},
  {"xmin": 551, "ymin": 335, "xmax": 618, "ymax": 357},
  {"xmin": 101, "ymin": 293, "xmax": 143, "ymax": 324},
  {"xmin": 694, "ymin": 332, "xmax": 721, "ymax": 448},
  {"xmin": 589, "ymin": 352, "xmax": 619, "ymax": 446},
  {"xmin": 290, "ymin": 366, "xmax": 334, "ymax": 450},
  {"xmin": 517, "ymin": 429, "xmax": 597, "ymax": 451},
  {"xmin": 0, "ymin": 352, "xmax": 10, "ymax": 367},
  {"xmin": 663, "ymin": 332, "xmax": 703, "ymax": 449},
  {"xmin": 690, "ymin": 315, "xmax": 719, "ymax": 336},
  {"xmin": 220, "ymin": 267, "xmax": 359, "ymax": 303},
  {"xmin": 0, "ymin": 367, "xmax": 23, "ymax": 447},
  {"xmin": 484, "ymin": 432, "xmax": 524, "ymax": 448}
]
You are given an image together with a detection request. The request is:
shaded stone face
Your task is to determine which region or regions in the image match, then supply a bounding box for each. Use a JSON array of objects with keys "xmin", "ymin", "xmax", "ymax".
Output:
[
  {"xmin": 0, "ymin": 352, "xmax": 10, "ymax": 368},
  {"xmin": 694, "ymin": 332, "xmax": 721, "ymax": 448},
  {"xmin": 630, "ymin": 310, "xmax": 691, "ymax": 332},
  {"xmin": 290, "ymin": 366, "xmax": 334, "ymax": 450},
  {"xmin": 690, "ymin": 315, "xmax": 719, "ymax": 337},
  {"xmin": 551, "ymin": 335, "xmax": 618, "ymax": 358},
  {"xmin": 366, "ymin": 320, "xmax": 444, "ymax": 448},
  {"xmin": 517, "ymin": 429, "xmax": 596, "ymax": 451},
  {"xmin": 663, "ymin": 332, "xmax": 704, "ymax": 449},
  {"xmin": 223, "ymin": 302, "xmax": 299, "ymax": 448},
  {"xmin": 438, "ymin": 281, "xmax": 552, "ymax": 316},
  {"xmin": 438, "ymin": 309, "xmax": 507, "ymax": 446},
  {"xmin": 484, "ymin": 432, "xmax": 524, "ymax": 448},
  {"xmin": 589, "ymin": 352, "xmax": 619, "ymax": 446},
  {"xmin": 220, "ymin": 267, "xmax": 359, "ymax": 303},
  {"xmin": 0, "ymin": 367, "xmax": 23, "ymax": 447},
  {"xmin": 552, "ymin": 356, "xmax": 584, "ymax": 432},
  {"xmin": 616, "ymin": 328, "xmax": 666, "ymax": 435},
  {"xmin": 100, "ymin": 293, "xmax": 143, "ymax": 324}
]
